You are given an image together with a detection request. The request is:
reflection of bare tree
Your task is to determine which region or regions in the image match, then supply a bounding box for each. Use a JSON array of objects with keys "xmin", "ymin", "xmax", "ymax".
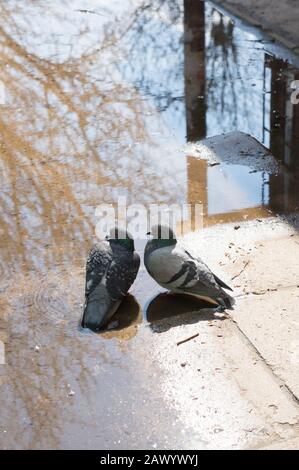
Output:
[
  {"xmin": 184, "ymin": 0, "xmax": 206, "ymax": 141},
  {"xmin": 116, "ymin": 0, "xmax": 183, "ymax": 109},
  {"xmin": 205, "ymin": 6, "xmax": 264, "ymax": 138},
  {"xmin": 0, "ymin": 0, "xmax": 184, "ymax": 274},
  {"xmin": 207, "ymin": 9, "xmax": 238, "ymax": 122},
  {"xmin": 0, "ymin": 0, "xmax": 185, "ymax": 449}
]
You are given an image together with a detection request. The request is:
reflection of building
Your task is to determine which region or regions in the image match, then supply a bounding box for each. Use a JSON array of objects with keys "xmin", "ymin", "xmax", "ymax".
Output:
[
  {"xmin": 184, "ymin": 3, "xmax": 269, "ymax": 227},
  {"xmin": 265, "ymin": 54, "xmax": 299, "ymax": 169},
  {"xmin": 184, "ymin": 0, "xmax": 206, "ymax": 141},
  {"xmin": 184, "ymin": 2, "xmax": 299, "ymax": 227},
  {"xmin": 265, "ymin": 55, "xmax": 299, "ymax": 212},
  {"xmin": 184, "ymin": 0, "xmax": 206, "ymax": 231}
]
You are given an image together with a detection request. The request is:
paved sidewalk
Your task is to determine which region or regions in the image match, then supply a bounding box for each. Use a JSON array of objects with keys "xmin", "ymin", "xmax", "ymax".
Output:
[
  {"xmin": 182, "ymin": 215, "xmax": 299, "ymax": 449},
  {"xmin": 184, "ymin": 216, "xmax": 299, "ymax": 396}
]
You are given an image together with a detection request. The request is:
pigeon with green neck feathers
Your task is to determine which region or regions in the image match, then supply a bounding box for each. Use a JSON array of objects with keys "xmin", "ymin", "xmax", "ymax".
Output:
[
  {"xmin": 144, "ymin": 224, "xmax": 234, "ymax": 310},
  {"xmin": 82, "ymin": 227, "xmax": 140, "ymax": 331}
]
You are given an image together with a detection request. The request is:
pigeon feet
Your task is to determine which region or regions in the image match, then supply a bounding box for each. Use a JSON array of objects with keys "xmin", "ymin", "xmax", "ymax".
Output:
[{"xmin": 216, "ymin": 298, "xmax": 226, "ymax": 312}]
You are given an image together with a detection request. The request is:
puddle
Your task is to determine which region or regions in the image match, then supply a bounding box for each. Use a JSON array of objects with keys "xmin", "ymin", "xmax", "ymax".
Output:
[{"xmin": 1, "ymin": 0, "xmax": 299, "ymax": 449}]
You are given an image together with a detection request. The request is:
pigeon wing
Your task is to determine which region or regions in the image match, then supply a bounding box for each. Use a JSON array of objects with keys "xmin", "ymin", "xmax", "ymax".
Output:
[
  {"xmin": 106, "ymin": 251, "xmax": 140, "ymax": 300},
  {"xmin": 183, "ymin": 249, "xmax": 232, "ymax": 291},
  {"xmin": 180, "ymin": 259, "xmax": 218, "ymax": 290},
  {"xmin": 162, "ymin": 248, "xmax": 218, "ymax": 293},
  {"xmin": 212, "ymin": 273, "xmax": 233, "ymax": 292},
  {"xmin": 85, "ymin": 241, "xmax": 112, "ymax": 296}
]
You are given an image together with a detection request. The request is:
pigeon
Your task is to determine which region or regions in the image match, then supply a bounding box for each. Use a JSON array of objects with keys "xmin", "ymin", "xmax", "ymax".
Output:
[
  {"xmin": 144, "ymin": 224, "xmax": 234, "ymax": 310},
  {"xmin": 81, "ymin": 227, "xmax": 140, "ymax": 331}
]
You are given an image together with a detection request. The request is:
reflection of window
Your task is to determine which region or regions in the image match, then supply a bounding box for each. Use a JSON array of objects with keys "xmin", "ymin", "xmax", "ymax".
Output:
[
  {"xmin": 265, "ymin": 54, "xmax": 299, "ymax": 169},
  {"xmin": 262, "ymin": 60, "xmax": 272, "ymax": 148}
]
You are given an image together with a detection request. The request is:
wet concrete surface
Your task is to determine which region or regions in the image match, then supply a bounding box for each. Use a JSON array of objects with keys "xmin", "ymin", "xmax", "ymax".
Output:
[{"xmin": 1, "ymin": 0, "xmax": 299, "ymax": 449}]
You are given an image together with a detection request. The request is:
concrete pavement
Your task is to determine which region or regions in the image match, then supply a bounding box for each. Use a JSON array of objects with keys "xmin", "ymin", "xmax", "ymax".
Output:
[{"xmin": 180, "ymin": 215, "xmax": 299, "ymax": 449}]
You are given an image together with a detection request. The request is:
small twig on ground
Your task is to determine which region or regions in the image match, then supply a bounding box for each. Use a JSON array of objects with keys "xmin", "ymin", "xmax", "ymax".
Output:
[
  {"xmin": 177, "ymin": 333, "xmax": 199, "ymax": 346},
  {"xmin": 231, "ymin": 260, "xmax": 250, "ymax": 281}
]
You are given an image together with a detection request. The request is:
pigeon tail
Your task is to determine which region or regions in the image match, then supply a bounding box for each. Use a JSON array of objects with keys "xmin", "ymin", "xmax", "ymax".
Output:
[
  {"xmin": 213, "ymin": 273, "xmax": 233, "ymax": 292},
  {"xmin": 82, "ymin": 284, "xmax": 120, "ymax": 331},
  {"xmin": 218, "ymin": 292, "xmax": 235, "ymax": 310}
]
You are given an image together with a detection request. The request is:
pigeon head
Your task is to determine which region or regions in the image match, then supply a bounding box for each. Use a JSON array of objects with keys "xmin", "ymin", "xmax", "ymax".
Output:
[
  {"xmin": 148, "ymin": 224, "xmax": 177, "ymax": 247},
  {"xmin": 107, "ymin": 226, "xmax": 135, "ymax": 251}
]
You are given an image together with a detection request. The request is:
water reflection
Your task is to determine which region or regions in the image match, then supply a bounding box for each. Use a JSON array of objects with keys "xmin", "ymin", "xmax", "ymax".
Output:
[
  {"xmin": 1, "ymin": 1, "xmax": 299, "ymax": 276},
  {"xmin": 100, "ymin": 294, "xmax": 142, "ymax": 341},
  {"xmin": 184, "ymin": 3, "xmax": 299, "ymax": 225},
  {"xmin": 0, "ymin": 0, "xmax": 188, "ymax": 449},
  {"xmin": 1, "ymin": 0, "xmax": 299, "ymax": 449},
  {"xmin": 184, "ymin": 0, "xmax": 206, "ymax": 141},
  {"xmin": 0, "ymin": 0, "xmax": 186, "ymax": 278},
  {"xmin": 265, "ymin": 54, "xmax": 299, "ymax": 214}
]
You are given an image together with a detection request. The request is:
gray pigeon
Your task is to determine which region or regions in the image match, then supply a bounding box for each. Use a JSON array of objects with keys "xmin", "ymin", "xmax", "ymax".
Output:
[
  {"xmin": 82, "ymin": 227, "xmax": 140, "ymax": 331},
  {"xmin": 144, "ymin": 224, "xmax": 234, "ymax": 310}
]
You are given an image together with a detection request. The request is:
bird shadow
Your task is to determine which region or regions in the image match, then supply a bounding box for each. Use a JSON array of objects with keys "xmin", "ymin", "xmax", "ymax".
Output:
[
  {"xmin": 79, "ymin": 294, "xmax": 143, "ymax": 341},
  {"xmin": 145, "ymin": 292, "xmax": 228, "ymax": 333},
  {"xmin": 99, "ymin": 294, "xmax": 143, "ymax": 341}
]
